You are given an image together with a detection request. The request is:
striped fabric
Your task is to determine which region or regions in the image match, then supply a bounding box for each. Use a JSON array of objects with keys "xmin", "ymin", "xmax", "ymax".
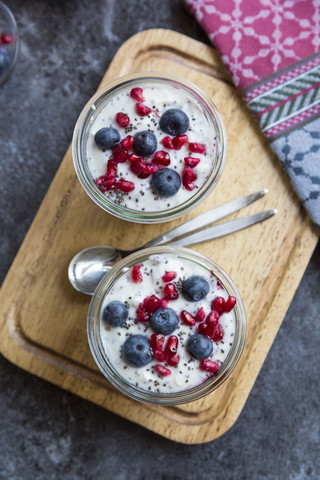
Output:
[{"xmin": 244, "ymin": 53, "xmax": 320, "ymax": 140}]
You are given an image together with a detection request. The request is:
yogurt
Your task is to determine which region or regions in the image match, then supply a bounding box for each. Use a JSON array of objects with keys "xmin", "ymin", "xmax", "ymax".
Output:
[
  {"xmin": 86, "ymin": 81, "xmax": 217, "ymax": 212},
  {"xmin": 99, "ymin": 254, "xmax": 236, "ymax": 394}
]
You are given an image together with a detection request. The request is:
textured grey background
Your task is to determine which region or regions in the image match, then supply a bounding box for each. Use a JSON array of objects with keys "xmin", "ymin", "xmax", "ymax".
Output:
[{"xmin": 0, "ymin": 1, "xmax": 319, "ymax": 479}]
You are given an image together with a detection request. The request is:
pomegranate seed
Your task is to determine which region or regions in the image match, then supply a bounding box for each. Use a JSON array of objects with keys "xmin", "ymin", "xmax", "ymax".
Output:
[
  {"xmin": 161, "ymin": 136, "xmax": 175, "ymax": 149},
  {"xmin": 95, "ymin": 175, "xmax": 106, "ymax": 186},
  {"xmin": 172, "ymin": 134, "xmax": 188, "ymax": 150},
  {"xmin": 199, "ymin": 359, "xmax": 220, "ymax": 373},
  {"xmin": 195, "ymin": 307, "xmax": 205, "ymax": 323},
  {"xmin": 206, "ymin": 311, "xmax": 220, "ymax": 323},
  {"xmin": 129, "ymin": 156, "xmax": 150, "ymax": 179},
  {"xmin": 160, "ymin": 298, "xmax": 168, "ymax": 309},
  {"xmin": 140, "ymin": 160, "xmax": 156, "ymax": 175},
  {"xmin": 211, "ymin": 295, "xmax": 236, "ymax": 314},
  {"xmin": 105, "ymin": 174, "xmax": 115, "ymax": 183},
  {"xmin": 189, "ymin": 142, "xmax": 206, "ymax": 154},
  {"xmin": 121, "ymin": 135, "xmax": 135, "ymax": 151},
  {"xmin": 0, "ymin": 33, "xmax": 13, "ymax": 44},
  {"xmin": 129, "ymin": 155, "xmax": 157, "ymax": 177},
  {"xmin": 208, "ymin": 323, "xmax": 219, "ymax": 339},
  {"xmin": 134, "ymin": 160, "xmax": 149, "ymax": 175},
  {"xmin": 132, "ymin": 264, "xmax": 143, "ymax": 283},
  {"xmin": 106, "ymin": 159, "xmax": 118, "ymax": 178},
  {"xmin": 162, "ymin": 271, "xmax": 177, "ymax": 282},
  {"xmin": 130, "ymin": 87, "xmax": 145, "ymax": 102},
  {"xmin": 183, "ymin": 166, "xmax": 197, "ymax": 182},
  {"xmin": 182, "ymin": 166, "xmax": 197, "ymax": 191},
  {"xmin": 163, "ymin": 283, "xmax": 179, "ymax": 300},
  {"xmin": 116, "ymin": 112, "xmax": 130, "ymax": 128},
  {"xmin": 153, "ymin": 150, "xmax": 171, "ymax": 166},
  {"xmin": 184, "ymin": 156, "xmax": 200, "ymax": 168},
  {"xmin": 103, "ymin": 179, "xmax": 116, "ymax": 191},
  {"xmin": 143, "ymin": 294, "xmax": 161, "ymax": 313},
  {"xmin": 130, "ymin": 161, "xmax": 142, "ymax": 175},
  {"xmin": 106, "ymin": 172, "xmax": 117, "ymax": 183},
  {"xmin": 165, "ymin": 336, "xmax": 179, "ymax": 356},
  {"xmin": 137, "ymin": 172, "xmax": 150, "ymax": 179},
  {"xmin": 112, "ymin": 144, "xmax": 128, "ymax": 163},
  {"xmin": 128, "ymin": 154, "xmax": 144, "ymax": 168},
  {"xmin": 211, "ymin": 297, "xmax": 225, "ymax": 314},
  {"xmin": 153, "ymin": 350, "xmax": 168, "ymax": 362},
  {"xmin": 116, "ymin": 179, "xmax": 135, "ymax": 193},
  {"xmin": 212, "ymin": 324, "xmax": 224, "ymax": 342},
  {"xmin": 95, "ymin": 177, "xmax": 115, "ymax": 192},
  {"xmin": 136, "ymin": 304, "xmax": 149, "ymax": 322},
  {"xmin": 182, "ymin": 180, "xmax": 196, "ymax": 192},
  {"xmin": 180, "ymin": 310, "xmax": 196, "ymax": 327},
  {"xmin": 167, "ymin": 353, "xmax": 180, "ymax": 367},
  {"xmin": 154, "ymin": 364, "xmax": 171, "ymax": 377},
  {"xmin": 198, "ymin": 311, "xmax": 219, "ymax": 338},
  {"xmin": 136, "ymin": 102, "xmax": 151, "ymax": 116},
  {"xmin": 197, "ymin": 322, "xmax": 208, "ymax": 336},
  {"xmin": 150, "ymin": 160, "xmax": 160, "ymax": 173},
  {"xmin": 183, "ymin": 179, "xmax": 196, "ymax": 191},
  {"xmin": 150, "ymin": 333, "xmax": 165, "ymax": 352},
  {"xmin": 224, "ymin": 296, "xmax": 237, "ymax": 312},
  {"xmin": 130, "ymin": 162, "xmax": 150, "ymax": 179},
  {"xmin": 185, "ymin": 181, "xmax": 196, "ymax": 191},
  {"xmin": 128, "ymin": 153, "xmax": 143, "ymax": 163}
]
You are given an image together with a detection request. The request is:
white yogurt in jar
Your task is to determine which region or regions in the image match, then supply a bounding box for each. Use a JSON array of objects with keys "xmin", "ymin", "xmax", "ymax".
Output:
[
  {"xmin": 99, "ymin": 254, "xmax": 236, "ymax": 394},
  {"xmin": 86, "ymin": 82, "xmax": 217, "ymax": 212}
]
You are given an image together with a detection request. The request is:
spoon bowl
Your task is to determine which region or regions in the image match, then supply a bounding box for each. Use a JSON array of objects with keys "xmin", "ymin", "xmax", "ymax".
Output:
[{"xmin": 68, "ymin": 246, "xmax": 122, "ymax": 295}]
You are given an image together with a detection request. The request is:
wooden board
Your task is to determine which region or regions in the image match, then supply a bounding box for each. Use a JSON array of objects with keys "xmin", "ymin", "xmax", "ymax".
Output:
[{"xmin": 0, "ymin": 29, "xmax": 318, "ymax": 444}]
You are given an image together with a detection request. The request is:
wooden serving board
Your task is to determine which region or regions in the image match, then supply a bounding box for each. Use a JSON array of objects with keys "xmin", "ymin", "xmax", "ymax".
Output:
[{"xmin": 0, "ymin": 29, "xmax": 318, "ymax": 444}]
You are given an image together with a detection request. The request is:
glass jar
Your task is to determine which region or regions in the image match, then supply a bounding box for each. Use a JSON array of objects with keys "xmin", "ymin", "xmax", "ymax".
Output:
[
  {"xmin": 87, "ymin": 246, "xmax": 246, "ymax": 406},
  {"xmin": 0, "ymin": 1, "xmax": 19, "ymax": 87},
  {"xmin": 72, "ymin": 71, "xmax": 227, "ymax": 223}
]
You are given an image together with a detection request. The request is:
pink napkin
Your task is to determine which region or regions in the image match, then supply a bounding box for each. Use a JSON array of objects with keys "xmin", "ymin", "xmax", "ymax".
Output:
[{"xmin": 184, "ymin": 0, "xmax": 320, "ymax": 230}]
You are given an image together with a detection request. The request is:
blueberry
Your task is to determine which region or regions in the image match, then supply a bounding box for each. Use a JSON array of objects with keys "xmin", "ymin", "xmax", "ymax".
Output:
[
  {"xmin": 182, "ymin": 275, "xmax": 210, "ymax": 302},
  {"xmin": 103, "ymin": 300, "xmax": 128, "ymax": 327},
  {"xmin": 122, "ymin": 334, "xmax": 153, "ymax": 367},
  {"xmin": 0, "ymin": 47, "xmax": 10, "ymax": 75},
  {"xmin": 151, "ymin": 168, "xmax": 181, "ymax": 197},
  {"xmin": 187, "ymin": 334, "xmax": 213, "ymax": 360},
  {"xmin": 94, "ymin": 127, "xmax": 120, "ymax": 150},
  {"xmin": 159, "ymin": 109, "xmax": 190, "ymax": 136},
  {"xmin": 133, "ymin": 130, "xmax": 157, "ymax": 156},
  {"xmin": 150, "ymin": 308, "xmax": 179, "ymax": 335}
]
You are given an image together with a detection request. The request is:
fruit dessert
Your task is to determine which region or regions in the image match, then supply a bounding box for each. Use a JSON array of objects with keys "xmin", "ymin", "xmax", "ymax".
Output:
[
  {"xmin": 0, "ymin": 32, "xmax": 14, "ymax": 76},
  {"xmin": 99, "ymin": 253, "xmax": 237, "ymax": 393},
  {"xmin": 86, "ymin": 81, "xmax": 218, "ymax": 212}
]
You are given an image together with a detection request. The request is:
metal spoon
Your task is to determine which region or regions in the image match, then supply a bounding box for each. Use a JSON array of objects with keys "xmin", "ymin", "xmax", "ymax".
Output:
[{"xmin": 68, "ymin": 189, "xmax": 276, "ymax": 295}]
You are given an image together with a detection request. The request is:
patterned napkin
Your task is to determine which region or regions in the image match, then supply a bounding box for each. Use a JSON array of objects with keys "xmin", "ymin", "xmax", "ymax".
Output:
[{"xmin": 184, "ymin": 0, "xmax": 320, "ymax": 230}]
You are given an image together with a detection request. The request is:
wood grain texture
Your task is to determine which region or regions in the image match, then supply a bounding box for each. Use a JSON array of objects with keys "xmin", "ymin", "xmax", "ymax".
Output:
[{"xmin": 0, "ymin": 29, "xmax": 318, "ymax": 444}]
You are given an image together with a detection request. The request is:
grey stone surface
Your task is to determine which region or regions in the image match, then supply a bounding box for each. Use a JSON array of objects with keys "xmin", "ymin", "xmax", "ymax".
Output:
[{"xmin": 0, "ymin": 0, "xmax": 319, "ymax": 478}]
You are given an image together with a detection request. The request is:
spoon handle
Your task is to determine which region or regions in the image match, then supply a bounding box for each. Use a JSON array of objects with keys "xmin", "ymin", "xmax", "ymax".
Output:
[
  {"xmin": 142, "ymin": 189, "xmax": 268, "ymax": 248},
  {"xmin": 168, "ymin": 209, "xmax": 277, "ymax": 247}
]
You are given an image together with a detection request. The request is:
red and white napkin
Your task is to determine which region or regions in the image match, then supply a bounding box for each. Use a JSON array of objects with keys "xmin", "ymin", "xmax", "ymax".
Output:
[{"xmin": 184, "ymin": 0, "xmax": 320, "ymax": 230}]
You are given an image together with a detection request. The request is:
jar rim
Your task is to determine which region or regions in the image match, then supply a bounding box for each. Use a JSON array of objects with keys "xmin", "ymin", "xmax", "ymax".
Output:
[
  {"xmin": 87, "ymin": 246, "xmax": 246, "ymax": 406},
  {"xmin": 72, "ymin": 71, "xmax": 227, "ymax": 224},
  {"xmin": 0, "ymin": 1, "xmax": 19, "ymax": 87}
]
